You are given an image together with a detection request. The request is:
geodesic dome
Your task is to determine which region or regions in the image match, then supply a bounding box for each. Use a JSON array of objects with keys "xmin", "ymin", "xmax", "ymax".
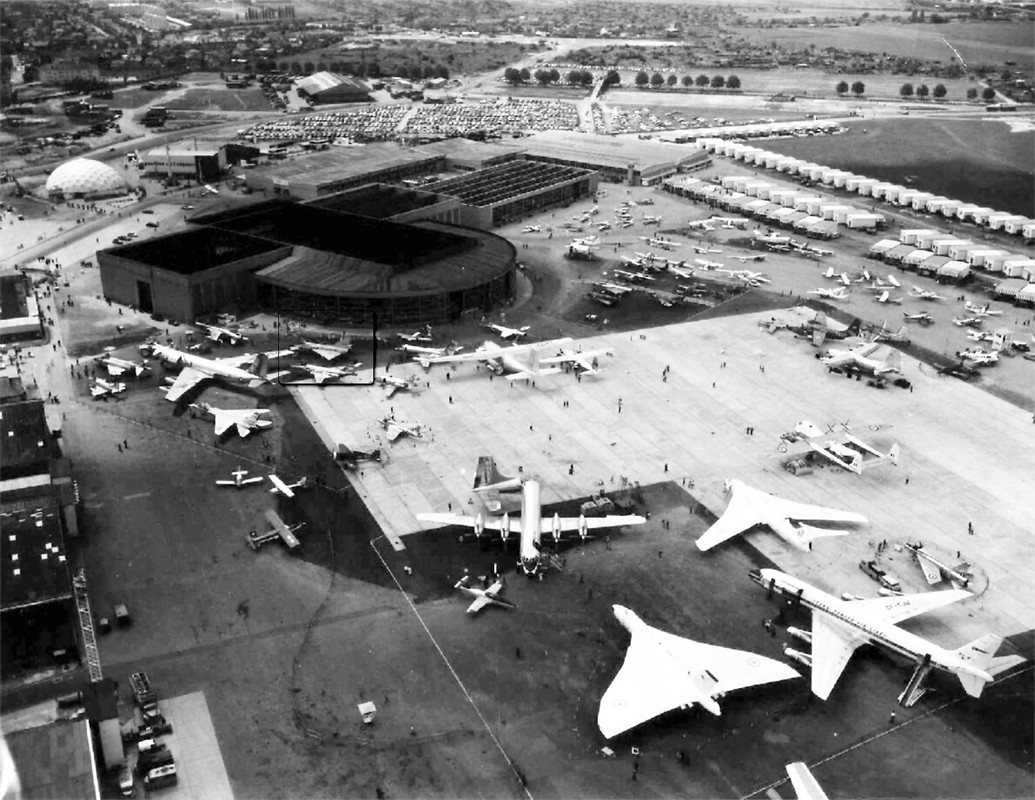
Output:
[{"xmin": 45, "ymin": 158, "xmax": 128, "ymax": 200}]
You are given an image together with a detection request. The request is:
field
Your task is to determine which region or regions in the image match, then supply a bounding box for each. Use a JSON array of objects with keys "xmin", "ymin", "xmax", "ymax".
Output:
[
  {"xmin": 736, "ymin": 21, "xmax": 1034, "ymax": 71},
  {"xmin": 762, "ymin": 117, "xmax": 1035, "ymax": 216},
  {"xmin": 165, "ymin": 88, "xmax": 275, "ymax": 112}
]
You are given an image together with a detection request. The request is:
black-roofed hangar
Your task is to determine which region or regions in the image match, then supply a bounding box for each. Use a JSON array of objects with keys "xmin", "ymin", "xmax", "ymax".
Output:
[{"xmin": 97, "ymin": 196, "xmax": 520, "ymax": 326}]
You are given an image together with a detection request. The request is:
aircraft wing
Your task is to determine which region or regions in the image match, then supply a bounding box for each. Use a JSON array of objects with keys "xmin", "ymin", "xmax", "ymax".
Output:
[
  {"xmin": 696, "ymin": 493, "xmax": 762, "ymax": 551},
  {"xmin": 308, "ymin": 345, "xmax": 342, "ymax": 361},
  {"xmin": 384, "ymin": 424, "xmax": 403, "ymax": 442},
  {"xmin": 105, "ymin": 362, "xmax": 128, "ymax": 377},
  {"xmin": 809, "ymin": 613, "xmax": 869, "ymax": 700},
  {"xmin": 384, "ymin": 382, "xmax": 400, "ymax": 397},
  {"xmin": 598, "ymin": 627, "xmax": 698, "ymax": 738},
  {"xmin": 416, "ymin": 513, "xmax": 480, "ymax": 529},
  {"xmin": 211, "ymin": 410, "xmax": 236, "ymax": 436},
  {"xmin": 215, "ymin": 480, "xmax": 236, "ymax": 486},
  {"xmin": 786, "ymin": 763, "xmax": 829, "ymax": 800},
  {"xmin": 268, "ymin": 474, "xmax": 295, "ymax": 498},
  {"xmin": 236, "ymin": 421, "xmax": 256, "ymax": 438},
  {"xmin": 769, "ymin": 496, "xmax": 868, "ymax": 527},
  {"xmin": 846, "ymin": 589, "xmax": 971, "ymax": 626},
  {"xmin": 654, "ymin": 628, "xmax": 799, "ymax": 695},
  {"xmin": 542, "ymin": 515, "xmax": 646, "ymax": 535},
  {"xmin": 164, "ymin": 367, "xmax": 209, "ymax": 403},
  {"xmin": 915, "ymin": 551, "xmax": 943, "ymax": 585},
  {"xmin": 466, "ymin": 595, "xmax": 492, "ymax": 614}
]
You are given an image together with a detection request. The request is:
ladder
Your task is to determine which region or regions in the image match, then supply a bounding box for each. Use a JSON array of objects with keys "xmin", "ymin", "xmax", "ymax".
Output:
[{"xmin": 72, "ymin": 569, "xmax": 103, "ymax": 683}]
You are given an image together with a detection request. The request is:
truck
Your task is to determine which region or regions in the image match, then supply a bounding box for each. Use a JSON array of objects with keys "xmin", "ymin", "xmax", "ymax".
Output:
[{"xmin": 859, "ymin": 560, "xmax": 901, "ymax": 593}]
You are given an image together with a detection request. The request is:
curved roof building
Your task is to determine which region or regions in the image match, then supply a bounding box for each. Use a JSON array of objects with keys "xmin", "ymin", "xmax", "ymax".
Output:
[{"xmin": 45, "ymin": 158, "xmax": 128, "ymax": 200}]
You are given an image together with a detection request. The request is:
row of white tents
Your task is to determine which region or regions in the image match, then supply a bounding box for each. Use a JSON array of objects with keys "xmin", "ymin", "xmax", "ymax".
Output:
[{"xmin": 692, "ymin": 138, "xmax": 1035, "ymax": 242}]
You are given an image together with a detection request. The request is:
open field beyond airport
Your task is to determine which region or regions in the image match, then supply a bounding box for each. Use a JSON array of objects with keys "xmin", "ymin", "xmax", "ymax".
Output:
[
  {"xmin": 762, "ymin": 117, "xmax": 1035, "ymax": 216},
  {"xmin": 164, "ymin": 88, "xmax": 276, "ymax": 113}
]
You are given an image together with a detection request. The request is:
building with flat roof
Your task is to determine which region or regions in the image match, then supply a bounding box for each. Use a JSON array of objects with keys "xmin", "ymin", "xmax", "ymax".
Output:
[
  {"xmin": 416, "ymin": 138, "xmax": 525, "ymax": 171},
  {"xmin": 244, "ymin": 144, "xmax": 444, "ymax": 200},
  {"xmin": 141, "ymin": 143, "xmax": 227, "ymax": 182},
  {"xmin": 295, "ymin": 72, "xmax": 371, "ymax": 105},
  {"xmin": 308, "ymin": 184, "xmax": 464, "ymax": 226},
  {"xmin": 427, "ymin": 160, "xmax": 598, "ymax": 228},
  {"xmin": 521, "ymin": 130, "xmax": 710, "ymax": 185},
  {"xmin": 4, "ymin": 719, "xmax": 99, "ymax": 800}
]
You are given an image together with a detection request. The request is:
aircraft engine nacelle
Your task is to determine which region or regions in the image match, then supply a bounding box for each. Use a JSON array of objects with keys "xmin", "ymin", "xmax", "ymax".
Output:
[
  {"xmin": 473, "ymin": 513, "xmax": 484, "ymax": 539},
  {"xmin": 500, "ymin": 513, "xmax": 511, "ymax": 544},
  {"xmin": 551, "ymin": 513, "xmax": 563, "ymax": 544},
  {"xmin": 578, "ymin": 514, "xmax": 589, "ymax": 542},
  {"xmin": 787, "ymin": 626, "xmax": 813, "ymax": 645}
]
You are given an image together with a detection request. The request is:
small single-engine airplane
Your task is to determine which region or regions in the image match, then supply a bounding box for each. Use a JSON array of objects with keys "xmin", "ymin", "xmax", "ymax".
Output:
[
  {"xmin": 190, "ymin": 402, "xmax": 273, "ymax": 437},
  {"xmin": 910, "ymin": 286, "xmax": 945, "ymax": 301},
  {"xmin": 952, "ymin": 316, "xmax": 983, "ymax": 328},
  {"xmin": 807, "ymin": 287, "xmax": 849, "ymax": 301},
  {"xmin": 729, "ymin": 253, "xmax": 766, "ymax": 263},
  {"xmin": 596, "ymin": 605, "xmax": 799, "ymax": 738},
  {"xmin": 964, "ymin": 301, "xmax": 1002, "ymax": 317},
  {"xmin": 874, "ymin": 290, "xmax": 902, "ymax": 305},
  {"xmin": 398, "ymin": 327, "xmax": 433, "ymax": 343},
  {"xmin": 216, "ymin": 467, "xmax": 264, "ymax": 489},
  {"xmin": 454, "ymin": 574, "xmax": 516, "ymax": 615},
  {"xmin": 247, "ymin": 509, "xmax": 304, "ymax": 551},
  {"xmin": 696, "ymin": 479, "xmax": 867, "ymax": 552},
  {"xmin": 903, "ymin": 311, "xmax": 934, "ymax": 325},
  {"xmin": 269, "ymin": 474, "xmax": 307, "ymax": 498}
]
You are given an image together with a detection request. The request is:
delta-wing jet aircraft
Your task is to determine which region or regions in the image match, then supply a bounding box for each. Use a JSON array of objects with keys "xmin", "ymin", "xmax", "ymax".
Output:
[
  {"xmin": 95, "ymin": 354, "xmax": 150, "ymax": 377},
  {"xmin": 597, "ymin": 605, "xmax": 799, "ymax": 738},
  {"xmin": 91, "ymin": 378, "xmax": 127, "ymax": 398},
  {"xmin": 378, "ymin": 414, "xmax": 423, "ymax": 442},
  {"xmin": 807, "ymin": 287, "xmax": 849, "ymax": 301},
  {"xmin": 905, "ymin": 542, "xmax": 972, "ymax": 589},
  {"xmin": 190, "ymin": 402, "xmax": 273, "ymax": 438},
  {"xmin": 820, "ymin": 341, "xmax": 901, "ymax": 375},
  {"xmin": 292, "ymin": 333, "xmax": 353, "ymax": 361},
  {"xmin": 910, "ymin": 286, "xmax": 945, "ymax": 301},
  {"xmin": 417, "ymin": 480, "xmax": 644, "ymax": 576},
  {"xmin": 751, "ymin": 568, "xmax": 1025, "ymax": 705},
  {"xmin": 146, "ymin": 344, "xmax": 269, "ymax": 403},
  {"xmin": 216, "ymin": 467, "xmax": 264, "ymax": 489},
  {"xmin": 696, "ymin": 479, "xmax": 867, "ymax": 552},
  {"xmin": 454, "ymin": 575, "xmax": 516, "ymax": 615},
  {"xmin": 269, "ymin": 474, "xmax": 307, "ymax": 498},
  {"xmin": 196, "ymin": 322, "xmax": 248, "ymax": 345},
  {"xmin": 485, "ymin": 323, "xmax": 531, "ymax": 340}
]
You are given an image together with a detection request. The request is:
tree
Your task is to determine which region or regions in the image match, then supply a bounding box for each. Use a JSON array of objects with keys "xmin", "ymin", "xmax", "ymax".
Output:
[
  {"xmin": 536, "ymin": 69, "xmax": 552, "ymax": 86},
  {"xmin": 434, "ymin": 64, "xmax": 449, "ymax": 80},
  {"xmin": 711, "ymin": 75, "xmax": 725, "ymax": 88},
  {"xmin": 650, "ymin": 72, "xmax": 664, "ymax": 88},
  {"xmin": 836, "ymin": 80, "xmax": 849, "ymax": 94},
  {"xmin": 504, "ymin": 67, "xmax": 522, "ymax": 85},
  {"xmin": 289, "ymin": 61, "xmax": 302, "ymax": 75},
  {"xmin": 933, "ymin": 83, "xmax": 947, "ymax": 98},
  {"xmin": 727, "ymin": 75, "xmax": 741, "ymax": 90},
  {"xmin": 579, "ymin": 70, "xmax": 594, "ymax": 87},
  {"xmin": 549, "ymin": 68, "xmax": 560, "ymax": 84},
  {"xmin": 667, "ymin": 74, "xmax": 677, "ymax": 87},
  {"xmin": 681, "ymin": 75, "xmax": 693, "ymax": 87},
  {"xmin": 635, "ymin": 70, "xmax": 649, "ymax": 87},
  {"xmin": 982, "ymin": 86, "xmax": 997, "ymax": 101},
  {"xmin": 900, "ymin": 83, "xmax": 914, "ymax": 97},
  {"xmin": 603, "ymin": 69, "xmax": 620, "ymax": 87},
  {"xmin": 916, "ymin": 83, "xmax": 929, "ymax": 99},
  {"xmin": 519, "ymin": 67, "xmax": 530, "ymax": 83},
  {"xmin": 851, "ymin": 81, "xmax": 865, "ymax": 96},
  {"xmin": 564, "ymin": 69, "xmax": 579, "ymax": 85},
  {"xmin": 303, "ymin": 61, "xmax": 315, "ymax": 75},
  {"xmin": 966, "ymin": 87, "xmax": 978, "ymax": 100},
  {"xmin": 695, "ymin": 73, "xmax": 710, "ymax": 87}
]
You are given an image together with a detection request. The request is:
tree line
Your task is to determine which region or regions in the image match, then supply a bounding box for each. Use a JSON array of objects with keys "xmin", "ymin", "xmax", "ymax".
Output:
[{"xmin": 631, "ymin": 71, "xmax": 742, "ymax": 90}]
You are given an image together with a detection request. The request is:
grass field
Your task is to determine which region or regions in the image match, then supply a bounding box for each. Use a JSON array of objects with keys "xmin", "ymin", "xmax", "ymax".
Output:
[
  {"xmin": 762, "ymin": 117, "xmax": 1035, "ymax": 216},
  {"xmin": 736, "ymin": 21, "xmax": 1033, "ymax": 71},
  {"xmin": 165, "ymin": 88, "xmax": 274, "ymax": 112}
]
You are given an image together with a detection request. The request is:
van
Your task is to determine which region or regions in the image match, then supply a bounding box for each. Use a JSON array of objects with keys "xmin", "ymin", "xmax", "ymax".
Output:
[
  {"xmin": 117, "ymin": 765, "xmax": 134, "ymax": 796},
  {"xmin": 143, "ymin": 764, "xmax": 177, "ymax": 790}
]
